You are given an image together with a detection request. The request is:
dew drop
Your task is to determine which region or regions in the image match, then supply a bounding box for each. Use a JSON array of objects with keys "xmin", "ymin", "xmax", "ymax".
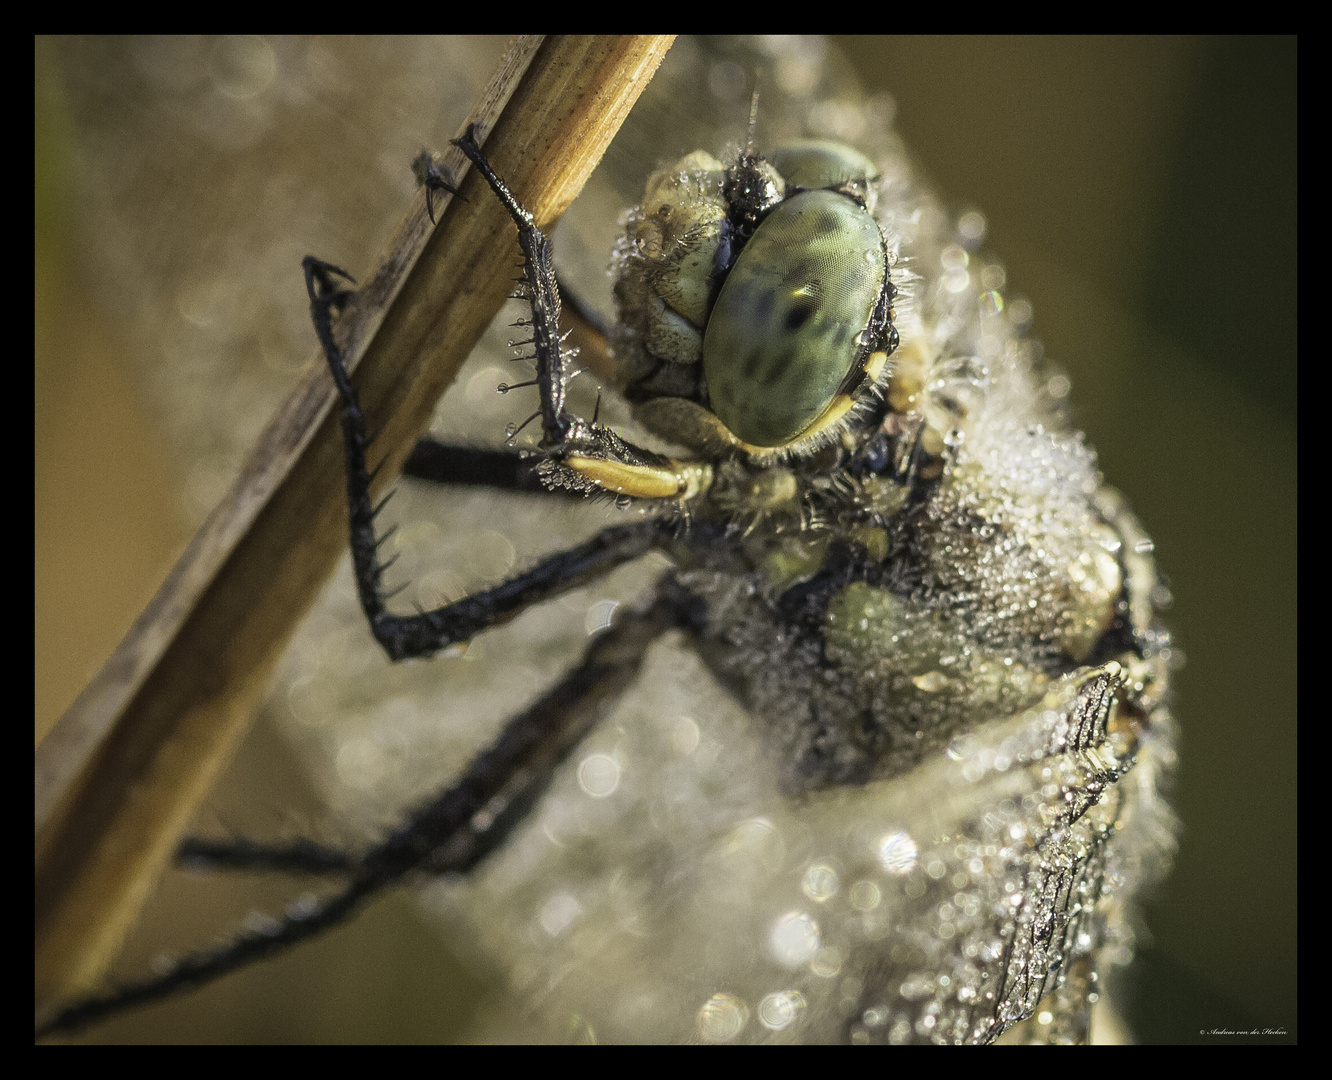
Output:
[
  {"xmin": 577, "ymin": 753, "xmax": 620, "ymax": 798},
  {"xmin": 802, "ymin": 863, "xmax": 840, "ymax": 901},
  {"xmin": 758, "ymin": 990, "xmax": 806, "ymax": 1031},
  {"xmin": 697, "ymin": 993, "xmax": 749, "ymax": 1042},
  {"xmin": 912, "ymin": 670, "xmax": 950, "ymax": 693},
  {"xmin": 769, "ymin": 911, "xmax": 821, "ymax": 969},
  {"xmin": 878, "ymin": 831, "xmax": 919, "ymax": 874}
]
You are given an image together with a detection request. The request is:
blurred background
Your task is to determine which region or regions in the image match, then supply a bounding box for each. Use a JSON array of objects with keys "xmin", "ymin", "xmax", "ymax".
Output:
[{"xmin": 36, "ymin": 37, "xmax": 1295, "ymax": 1042}]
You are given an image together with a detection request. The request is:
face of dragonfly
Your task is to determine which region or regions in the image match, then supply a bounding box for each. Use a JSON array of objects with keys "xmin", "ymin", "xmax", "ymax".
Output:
[{"xmin": 42, "ymin": 36, "xmax": 1180, "ymax": 1043}]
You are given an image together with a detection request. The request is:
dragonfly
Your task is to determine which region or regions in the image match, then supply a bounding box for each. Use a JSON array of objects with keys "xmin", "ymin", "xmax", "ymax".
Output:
[{"xmin": 39, "ymin": 36, "xmax": 1176, "ymax": 1043}]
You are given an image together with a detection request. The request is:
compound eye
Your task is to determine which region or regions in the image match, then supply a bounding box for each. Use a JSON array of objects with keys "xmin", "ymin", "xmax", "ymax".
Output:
[
  {"xmin": 703, "ymin": 190, "xmax": 887, "ymax": 448},
  {"xmin": 767, "ymin": 140, "xmax": 879, "ymax": 194}
]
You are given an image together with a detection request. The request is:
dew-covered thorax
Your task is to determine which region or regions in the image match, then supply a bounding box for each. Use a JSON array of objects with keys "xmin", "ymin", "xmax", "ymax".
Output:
[
  {"xmin": 606, "ymin": 140, "xmax": 1161, "ymax": 792},
  {"xmin": 426, "ymin": 85, "xmax": 1175, "ymax": 1044},
  {"xmin": 436, "ymin": 121, "xmax": 1178, "ymax": 1044}
]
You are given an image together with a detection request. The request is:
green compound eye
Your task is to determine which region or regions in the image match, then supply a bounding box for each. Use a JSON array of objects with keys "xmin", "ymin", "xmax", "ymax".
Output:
[
  {"xmin": 703, "ymin": 189, "xmax": 887, "ymax": 448},
  {"xmin": 767, "ymin": 140, "xmax": 879, "ymax": 194}
]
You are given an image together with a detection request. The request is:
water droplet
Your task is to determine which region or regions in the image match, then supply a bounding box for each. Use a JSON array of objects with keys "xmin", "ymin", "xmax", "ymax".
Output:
[
  {"xmin": 957, "ymin": 210, "xmax": 987, "ymax": 247},
  {"xmin": 849, "ymin": 880, "xmax": 882, "ymax": 911},
  {"xmin": 697, "ymin": 993, "xmax": 749, "ymax": 1042},
  {"xmin": 209, "ymin": 36, "xmax": 276, "ymax": 101},
  {"xmin": 878, "ymin": 830, "xmax": 918, "ymax": 874},
  {"xmin": 577, "ymin": 753, "xmax": 620, "ymax": 798},
  {"xmin": 584, "ymin": 598, "xmax": 618, "ymax": 634},
  {"xmin": 940, "ymin": 243, "xmax": 969, "ymax": 270},
  {"xmin": 810, "ymin": 945, "xmax": 844, "ymax": 978},
  {"xmin": 538, "ymin": 891, "xmax": 582, "ymax": 937},
  {"xmin": 802, "ymin": 863, "xmax": 840, "ymax": 901},
  {"xmin": 912, "ymin": 671, "xmax": 949, "ymax": 693},
  {"xmin": 769, "ymin": 911, "xmax": 821, "ymax": 969},
  {"xmin": 671, "ymin": 715, "xmax": 700, "ymax": 755},
  {"xmin": 758, "ymin": 990, "xmax": 806, "ymax": 1031}
]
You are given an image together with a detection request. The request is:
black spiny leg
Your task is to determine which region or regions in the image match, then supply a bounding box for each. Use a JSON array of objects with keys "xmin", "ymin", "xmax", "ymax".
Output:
[
  {"xmin": 306, "ymin": 252, "xmax": 667, "ymax": 661},
  {"xmin": 402, "ymin": 439, "xmax": 580, "ymax": 496},
  {"xmin": 398, "ymin": 262, "xmax": 610, "ymax": 498},
  {"xmin": 175, "ymin": 837, "xmax": 359, "ymax": 876},
  {"xmin": 38, "ymin": 586, "xmax": 691, "ymax": 1038},
  {"xmin": 451, "ymin": 125, "xmax": 692, "ymax": 496},
  {"xmin": 449, "ymin": 126, "xmax": 572, "ymax": 448}
]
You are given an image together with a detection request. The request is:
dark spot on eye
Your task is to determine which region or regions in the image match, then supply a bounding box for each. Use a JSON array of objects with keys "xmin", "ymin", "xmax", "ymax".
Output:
[{"xmin": 785, "ymin": 300, "xmax": 817, "ymax": 332}]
